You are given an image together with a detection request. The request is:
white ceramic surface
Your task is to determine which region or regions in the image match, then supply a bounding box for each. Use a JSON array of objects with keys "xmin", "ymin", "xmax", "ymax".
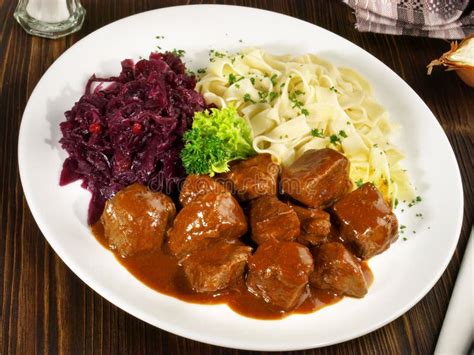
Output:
[{"xmin": 18, "ymin": 5, "xmax": 464, "ymax": 351}]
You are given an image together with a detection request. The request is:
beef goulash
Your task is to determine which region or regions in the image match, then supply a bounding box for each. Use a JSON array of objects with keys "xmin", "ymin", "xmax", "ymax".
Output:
[
  {"xmin": 93, "ymin": 148, "xmax": 398, "ymax": 319},
  {"xmin": 331, "ymin": 182, "xmax": 399, "ymax": 259},
  {"xmin": 179, "ymin": 174, "xmax": 228, "ymax": 207},
  {"xmin": 182, "ymin": 240, "xmax": 252, "ymax": 293},
  {"xmin": 309, "ymin": 242, "xmax": 369, "ymax": 298},
  {"xmin": 281, "ymin": 148, "xmax": 352, "ymax": 208},
  {"xmin": 247, "ymin": 241, "xmax": 314, "ymax": 310},
  {"xmin": 249, "ymin": 196, "xmax": 300, "ymax": 245},
  {"xmin": 101, "ymin": 183, "xmax": 176, "ymax": 258},
  {"xmin": 218, "ymin": 153, "xmax": 279, "ymax": 201},
  {"xmin": 167, "ymin": 191, "xmax": 247, "ymax": 259},
  {"xmin": 288, "ymin": 203, "xmax": 331, "ymax": 247}
]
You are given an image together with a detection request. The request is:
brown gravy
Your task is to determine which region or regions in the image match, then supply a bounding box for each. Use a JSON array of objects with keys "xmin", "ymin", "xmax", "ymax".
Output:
[{"xmin": 92, "ymin": 223, "xmax": 373, "ymax": 320}]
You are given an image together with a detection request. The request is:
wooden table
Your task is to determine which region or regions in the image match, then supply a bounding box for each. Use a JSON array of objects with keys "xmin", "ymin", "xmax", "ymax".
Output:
[{"xmin": 1, "ymin": 0, "xmax": 472, "ymax": 353}]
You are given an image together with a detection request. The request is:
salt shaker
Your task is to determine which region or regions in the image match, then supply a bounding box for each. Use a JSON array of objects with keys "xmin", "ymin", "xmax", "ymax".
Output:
[{"xmin": 14, "ymin": 0, "xmax": 85, "ymax": 39}]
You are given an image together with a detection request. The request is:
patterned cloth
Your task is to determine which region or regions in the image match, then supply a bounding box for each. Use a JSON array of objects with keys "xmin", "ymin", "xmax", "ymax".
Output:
[{"xmin": 343, "ymin": 0, "xmax": 474, "ymax": 39}]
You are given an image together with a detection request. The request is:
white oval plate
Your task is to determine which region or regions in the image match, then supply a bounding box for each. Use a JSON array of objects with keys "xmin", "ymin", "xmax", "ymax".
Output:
[{"xmin": 18, "ymin": 5, "xmax": 463, "ymax": 351}]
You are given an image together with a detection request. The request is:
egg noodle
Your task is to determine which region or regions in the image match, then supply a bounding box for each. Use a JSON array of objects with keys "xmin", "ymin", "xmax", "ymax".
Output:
[{"xmin": 196, "ymin": 48, "xmax": 414, "ymax": 206}]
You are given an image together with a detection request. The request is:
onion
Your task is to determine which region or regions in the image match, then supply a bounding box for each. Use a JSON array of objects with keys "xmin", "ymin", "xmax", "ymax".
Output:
[{"xmin": 427, "ymin": 34, "xmax": 474, "ymax": 87}]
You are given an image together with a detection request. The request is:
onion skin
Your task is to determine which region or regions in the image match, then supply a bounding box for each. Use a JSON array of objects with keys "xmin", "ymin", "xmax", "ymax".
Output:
[
  {"xmin": 456, "ymin": 68, "xmax": 474, "ymax": 87},
  {"xmin": 427, "ymin": 34, "xmax": 474, "ymax": 87}
]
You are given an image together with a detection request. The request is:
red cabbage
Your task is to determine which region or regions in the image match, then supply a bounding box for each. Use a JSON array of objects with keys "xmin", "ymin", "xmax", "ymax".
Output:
[{"xmin": 59, "ymin": 52, "xmax": 206, "ymax": 224}]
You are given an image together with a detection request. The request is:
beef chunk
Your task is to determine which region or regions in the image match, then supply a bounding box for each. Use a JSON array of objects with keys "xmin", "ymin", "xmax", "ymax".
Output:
[
  {"xmin": 167, "ymin": 192, "xmax": 247, "ymax": 259},
  {"xmin": 250, "ymin": 196, "xmax": 300, "ymax": 245},
  {"xmin": 309, "ymin": 242, "xmax": 369, "ymax": 298},
  {"xmin": 246, "ymin": 241, "xmax": 314, "ymax": 310},
  {"xmin": 281, "ymin": 148, "xmax": 352, "ymax": 208},
  {"xmin": 289, "ymin": 203, "xmax": 331, "ymax": 246},
  {"xmin": 219, "ymin": 153, "xmax": 279, "ymax": 201},
  {"xmin": 101, "ymin": 183, "xmax": 176, "ymax": 258},
  {"xmin": 182, "ymin": 240, "xmax": 252, "ymax": 293},
  {"xmin": 331, "ymin": 183, "xmax": 398, "ymax": 259},
  {"xmin": 179, "ymin": 174, "xmax": 228, "ymax": 207}
]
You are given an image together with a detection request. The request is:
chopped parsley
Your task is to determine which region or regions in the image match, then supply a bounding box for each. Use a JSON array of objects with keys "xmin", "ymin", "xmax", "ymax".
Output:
[
  {"xmin": 339, "ymin": 130, "xmax": 348, "ymax": 138},
  {"xmin": 329, "ymin": 86, "xmax": 339, "ymax": 94},
  {"xmin": 172, "ymin": 48, "xmax": 186, "ymax": 58},
  {"xmin": 250, "ymin": 77, "xmax": 256, "ymax": 85},
  {"xmin": 403, "ymin": 237, "xmax": 407, "ymax": 241},
  {"xmin": 330, "ymin": 134, "xmax": 341, "ymax": 145},
  {"xmin": 269, "ymin": 91, "xmax": 278, "ymax": 102},
  {"xmin": 408, "ymin": 195, "xmax": 422, "ymax": 207},
  {"xmin": 239, "ymin": 39, "xmax": 243, "ymax": 43},
  {"xmin": 209, "ymin": 49, "xmax": 225, "ymax": 58},
  {"xmin": 394, "ymin": 198, "xmax": 399, "ymax": 209},
  {"xmin": 355, "ymin": 179, "xmax": 364, "ymax": 188},
  {"xmin": 416, "ymin": 213, "xmax": 423, "ymax": 217},
  {"xmin": 258, "ymin": 91, "xmax": 269, "ymax": 103},
  {"xmin": 197, "ymin": 68, "xmax": 206, "ymax": 74},
  {"xmin": 228, "ymin": 73, "xmax": 243, "ymax": 85},
  {"xmin": 155, "ymin": 35, "xmax": 165, "ymax": 39},
  {"xmin": 311, "ymin": 128, "xmax": 324, "ymax": 138},
  {"xmin": 243, "ymin": 94, "xmax": 256, "ymax": 104},
  {"xmin": 289, "ymin": 91, "xmax": 308, "ymax": 116},
  {"xmin": 270, "ymin": 74, "xmax": 278, "ymax": 86}
]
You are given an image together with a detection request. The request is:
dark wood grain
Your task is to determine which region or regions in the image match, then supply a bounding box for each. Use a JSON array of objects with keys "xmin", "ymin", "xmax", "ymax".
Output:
[{"xmin": 1, "ymin": 0, "xmax": 472, "ymax": 354}]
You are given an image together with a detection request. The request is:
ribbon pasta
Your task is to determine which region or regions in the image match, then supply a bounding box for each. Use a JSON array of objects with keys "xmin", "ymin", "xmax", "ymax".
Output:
[{"xmin": 196, "ymin": 48, "xmax": 413, "ymax": 205}]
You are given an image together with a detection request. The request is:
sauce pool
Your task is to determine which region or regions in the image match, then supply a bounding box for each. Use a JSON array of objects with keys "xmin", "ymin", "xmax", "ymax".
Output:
[{"xmin": 91, "ymin": 223, "xmax": 373, "ymax": 320}]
